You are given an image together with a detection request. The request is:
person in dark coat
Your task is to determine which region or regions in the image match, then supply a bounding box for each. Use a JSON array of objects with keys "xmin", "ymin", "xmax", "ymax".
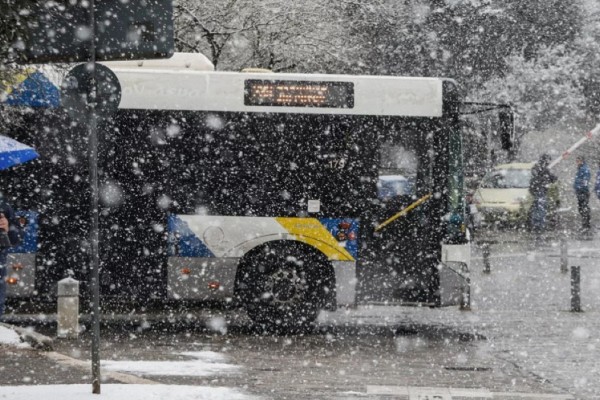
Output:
[
  {"xmin": 529, "ymin": 154, "xmax": 557, "ymax": 236},
  {"xmin": 0, "ymin": 196, "xmax": 23, "ymax": 320},
  {"xmin": 573, "ymin": 156, "xmax": 591, "ymax": 234}
]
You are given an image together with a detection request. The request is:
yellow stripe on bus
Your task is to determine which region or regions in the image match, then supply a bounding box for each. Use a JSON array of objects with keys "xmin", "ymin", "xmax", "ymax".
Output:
[{"xmin": 275, "ymin": 217, "xmax": 354, "ymax": 261}]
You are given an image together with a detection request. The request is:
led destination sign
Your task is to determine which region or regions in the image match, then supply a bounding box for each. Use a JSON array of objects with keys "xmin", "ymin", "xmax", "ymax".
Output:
[{"xmin": 244, "ymin": 80, "xmax": 354, "ymax": 108}]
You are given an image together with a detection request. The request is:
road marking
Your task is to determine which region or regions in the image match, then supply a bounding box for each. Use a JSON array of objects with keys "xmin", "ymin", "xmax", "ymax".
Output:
[
  {"xmin": 44, "ymin": 351, "xmax": 160, "ymax": 385},
  {"xmin": 366, "ymin": 386, "xmax": 572, "ymax": 400}
]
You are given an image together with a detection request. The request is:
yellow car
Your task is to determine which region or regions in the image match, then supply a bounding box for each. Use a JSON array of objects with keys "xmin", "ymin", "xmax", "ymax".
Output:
[{"xmin": 471, "ymin": 163, "xmax": 559, "ymax": 228}]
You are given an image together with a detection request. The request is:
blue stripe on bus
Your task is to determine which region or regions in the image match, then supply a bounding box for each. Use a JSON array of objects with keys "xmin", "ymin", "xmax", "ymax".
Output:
[
  {"xmin": 167, "ymin": 215, "xmax": 214, "ymax": 258},
  {"xmin": 319, "ymin": 218, "xmax": 359, "ymax": 259},
  {"xmin": 166, "ymin": 215, "xmax": 359, "ymax": 259},
  {"xmin": 7, "ymin": 211, "xmax": 38, "ymax": 254}
]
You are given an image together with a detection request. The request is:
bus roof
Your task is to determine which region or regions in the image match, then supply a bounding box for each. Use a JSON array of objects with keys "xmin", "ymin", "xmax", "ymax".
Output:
[
  {"xmin": 101, "ymin": 52, "xmax": 214, "ymax": 72},
  {"xmin": 103, "ymin": 54, "xmax": 446, "ymax": 118}
]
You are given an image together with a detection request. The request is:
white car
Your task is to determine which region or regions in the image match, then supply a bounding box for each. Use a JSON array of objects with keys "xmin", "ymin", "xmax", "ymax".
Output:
[{"xmin": 471, "ymin": 163, "xmax": 534, "ymax": 226}]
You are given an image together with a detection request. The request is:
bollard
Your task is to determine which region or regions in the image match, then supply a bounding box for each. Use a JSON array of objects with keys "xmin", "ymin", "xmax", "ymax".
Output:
[
  {"xmin": 460, "ymin": 275, "xmax": 471, "ymax": 311},
  {"xmin": 57, "ymin": 277, "xmax": 80, "ymax": 339},
  {"xmin": 482, "ymin": 243, "xmax": 491, "ymax": 274},
  {"xmin": 560, "ymin": 236, "xmax": 568, "ymax": 273},
  {"xmin": 557, "ymin": 208, "xmax": 570, "ymax": 273},
  {"xmin": 570, "ymin": 266, "xmax": 582, "ymax": 313}
]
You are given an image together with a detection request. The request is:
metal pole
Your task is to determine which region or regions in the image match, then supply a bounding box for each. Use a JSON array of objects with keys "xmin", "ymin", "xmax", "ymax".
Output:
[
  {"xmin": 570, "ymin": 266, "xmax": 582, "ymax": 313},
  {"xmin": 482, "ymin": 242, "xmax": 491, "ymax": 274},
  {"xmin": 560, "ymin": 235, "xmax": 568, "ymax": 273},
  {"xmin": 88, "ymin": 0, "xmax": 101, "ymax": 394},
  {"xmin": 460, "ymin": 275, "xmax": 471, "ymax": 311},
  {"xmin": 559, "ymin": 209, "xmax": 569, "ymax": 273}
]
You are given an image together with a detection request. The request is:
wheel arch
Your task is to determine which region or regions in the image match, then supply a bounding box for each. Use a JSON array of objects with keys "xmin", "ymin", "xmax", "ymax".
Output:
[
  {"xmin": 234, "ymin": 239, "xmax": 337, "ymax": 310},
  {"xmin": 227, "ymin": 233, "xmax": 354, "ymax": 262}
]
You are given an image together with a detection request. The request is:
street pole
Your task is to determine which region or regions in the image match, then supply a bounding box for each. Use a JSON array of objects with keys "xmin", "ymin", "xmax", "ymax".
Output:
[
  {"xmin": 570, "ymin": 266, "xmax": 582, "ymax": 313},
  {"xmin": 482, "ymin": 242, "xmax": 491, "ymax": 274},
  {"xmin": 88, "ymin": 0, "xmax": 102, "ymax": 394}
]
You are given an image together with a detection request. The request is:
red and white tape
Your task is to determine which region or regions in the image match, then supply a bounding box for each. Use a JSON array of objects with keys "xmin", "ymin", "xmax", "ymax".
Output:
[{"xmin": 548, "ymin": 124, "xmax": 600, "ymax": 169}]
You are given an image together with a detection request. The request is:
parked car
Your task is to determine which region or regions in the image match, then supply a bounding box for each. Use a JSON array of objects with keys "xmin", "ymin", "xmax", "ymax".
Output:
[{"xmin": 470, "ymin": 162, "xmax": 559, "ymax": 228}]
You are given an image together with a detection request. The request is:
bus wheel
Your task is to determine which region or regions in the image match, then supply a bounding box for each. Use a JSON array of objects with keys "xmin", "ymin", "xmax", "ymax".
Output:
[{"xmin": 236, "ymin": 242, "xmax": 330, "ymax": 331}]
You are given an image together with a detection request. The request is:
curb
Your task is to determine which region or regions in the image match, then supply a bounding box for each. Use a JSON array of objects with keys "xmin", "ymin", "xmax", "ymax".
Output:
[{"xmin": 0, "ymin": 322, "xmax": 54, "ymax": 351}]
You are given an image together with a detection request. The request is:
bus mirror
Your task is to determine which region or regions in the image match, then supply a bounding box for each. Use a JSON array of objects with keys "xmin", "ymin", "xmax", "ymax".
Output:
[{"xmin": 498, "ymin": 110, "xmax": 514, "ymax": 150}]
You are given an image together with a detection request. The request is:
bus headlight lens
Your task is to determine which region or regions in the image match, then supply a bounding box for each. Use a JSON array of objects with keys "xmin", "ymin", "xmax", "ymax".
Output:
[
  {"xmin": 12, "ymin": 263, "xmax": 24, "ymax": 271},
  {"xmin": 6, "ymin": 277, "xmax": 19, "ymax": 285}
]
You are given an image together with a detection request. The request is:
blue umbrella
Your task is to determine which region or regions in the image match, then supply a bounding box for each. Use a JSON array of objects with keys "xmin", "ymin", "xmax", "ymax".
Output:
[
  {"xmin": 0, "ymin": 135, "xmax": 39, "ymax": 170},
  {"xmin": 2, "ymin": 70, "xmax": 59, "ymax": 108}
]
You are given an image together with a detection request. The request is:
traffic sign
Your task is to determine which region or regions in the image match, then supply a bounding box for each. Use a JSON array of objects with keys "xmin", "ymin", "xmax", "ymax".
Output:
[
  {"xmin": 61, "ymin": 63, "xmax": 121, "ymax": 122},
  {"xmin": 16, "ymin": 0, "xmax": 173, "ymax": 64}
]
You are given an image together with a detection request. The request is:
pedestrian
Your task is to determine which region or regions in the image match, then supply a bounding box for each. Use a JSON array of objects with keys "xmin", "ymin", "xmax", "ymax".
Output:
[
  {"xmin": 0, "ymin": 195, "xmax": 22, "ymax": 321},
  {"xmin": 529, "ymin": 154, "xmax": 557, "ymax": 238},
  {"xmin": 573, "ymin": 156, "xmax": 591, "ymax": 235}
]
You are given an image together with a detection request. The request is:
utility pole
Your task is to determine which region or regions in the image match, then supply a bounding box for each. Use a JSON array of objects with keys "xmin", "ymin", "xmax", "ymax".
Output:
[{"xmin": 88, "ymin": 1, "xmax": 101, "ymax": 393}]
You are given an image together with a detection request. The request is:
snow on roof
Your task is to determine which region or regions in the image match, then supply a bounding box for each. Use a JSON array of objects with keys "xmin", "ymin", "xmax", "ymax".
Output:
[{"xmin": 101, "ymin": 52, "xmax": 215, "ymax": 71}]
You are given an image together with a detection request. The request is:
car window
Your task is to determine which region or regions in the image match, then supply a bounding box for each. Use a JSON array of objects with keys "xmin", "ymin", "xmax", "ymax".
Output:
[{"xmin": 480, "ymin": 169, "xmax": 531, "ymax": 189}]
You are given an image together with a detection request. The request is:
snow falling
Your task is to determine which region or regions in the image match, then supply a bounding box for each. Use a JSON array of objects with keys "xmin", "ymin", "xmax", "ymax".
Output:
[{"xmin": 1, "ymin": 1, "xmax": 600, "ymax": 399}]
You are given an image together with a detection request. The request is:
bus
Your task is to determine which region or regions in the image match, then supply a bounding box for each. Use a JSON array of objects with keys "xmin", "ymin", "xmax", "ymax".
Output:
[{"xmin": 3, "ymin": 53, "xmax": 475, "ymax": 328}]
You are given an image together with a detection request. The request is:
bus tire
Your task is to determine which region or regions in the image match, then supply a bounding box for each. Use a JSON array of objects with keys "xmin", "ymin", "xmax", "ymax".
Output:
[{"xmin": 236, "ymin": 241, "xmax": 332, "ymax": 331}]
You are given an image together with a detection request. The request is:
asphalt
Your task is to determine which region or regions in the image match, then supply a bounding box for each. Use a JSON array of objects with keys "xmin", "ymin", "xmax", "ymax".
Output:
[{"xmin": 0, "ymin": 228, "xmax": 599, "ymax": 398}]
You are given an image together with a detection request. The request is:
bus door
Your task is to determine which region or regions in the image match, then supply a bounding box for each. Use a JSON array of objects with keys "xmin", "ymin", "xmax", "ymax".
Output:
[{"xmin": 358, "ymin": 119, "xmax": 442, "ymax": 304}]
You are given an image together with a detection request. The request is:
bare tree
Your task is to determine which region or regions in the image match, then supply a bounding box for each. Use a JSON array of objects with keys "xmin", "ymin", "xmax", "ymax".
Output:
[
  {"xmin": 174, "ymin": 0, "xmax": 346, "ymax": 72},
  {"xmin": 0, "ymin": 1, "xmax": 35, "ymax": 77},
  {"xmin": 175, "ymin": 0, "xmax": 259, "ymax": 69},
  {"xmin": 238, "ymin": 1, "xmax": 347, "ymax": 73}
]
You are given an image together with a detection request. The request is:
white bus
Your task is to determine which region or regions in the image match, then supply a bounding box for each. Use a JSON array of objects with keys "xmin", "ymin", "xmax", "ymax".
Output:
[{"xmin": 4, "ymin": 53, "xmax": 473, "ymax": 328}]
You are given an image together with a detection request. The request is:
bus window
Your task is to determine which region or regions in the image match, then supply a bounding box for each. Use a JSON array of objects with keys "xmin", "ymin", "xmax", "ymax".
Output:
[{"xmin": 379, "ymin": 144, "xmax": 418, "ymax": 202}]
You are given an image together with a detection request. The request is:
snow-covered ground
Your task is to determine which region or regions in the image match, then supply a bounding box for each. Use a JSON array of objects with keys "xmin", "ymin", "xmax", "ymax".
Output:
[
  {"xmin": 102, "ymin": 351, "xmax": 240, "ymax": 377},
  {"xmin": 0, "ymin": 325, "xmax": 259, "ymax": 400},
  {"xmin": 0, "ymin": 324, "xmax": 29, "ymax": 348},
  {"xmin": 0, "ymin": 384, "xmax": 258, "ymax": 400}
]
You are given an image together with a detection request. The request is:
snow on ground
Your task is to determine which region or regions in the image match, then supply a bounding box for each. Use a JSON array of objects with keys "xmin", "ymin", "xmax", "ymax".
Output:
[
  {"xmin": 102, "ymin": 351, "xmax": 239, "ymax": 377},
  {"xmin": 0, "ymin": 324, "xmax": 28, "ymax": 348},
  {"xmin": 0, "ymin": 384, "xmax": 259, "ymax": 400},
  {"xmin": 2, "ymin": 326, "xmax": 254, "ymax": 399}
]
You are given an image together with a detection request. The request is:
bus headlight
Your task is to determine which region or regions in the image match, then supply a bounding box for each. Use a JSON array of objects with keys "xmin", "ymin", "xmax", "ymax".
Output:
[
  {"xmin": 6, "ymin": 276, "xmax": 19, "ymax": 285},
  {"xmin": 12, "ymin": 263, "xmax": 24, "ymax": 271}
]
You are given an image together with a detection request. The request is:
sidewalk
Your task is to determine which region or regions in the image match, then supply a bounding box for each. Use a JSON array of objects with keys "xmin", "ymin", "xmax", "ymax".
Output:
[{"xmin": 470, "ymin": 231, "xmax": 600, "ymax": 398}]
